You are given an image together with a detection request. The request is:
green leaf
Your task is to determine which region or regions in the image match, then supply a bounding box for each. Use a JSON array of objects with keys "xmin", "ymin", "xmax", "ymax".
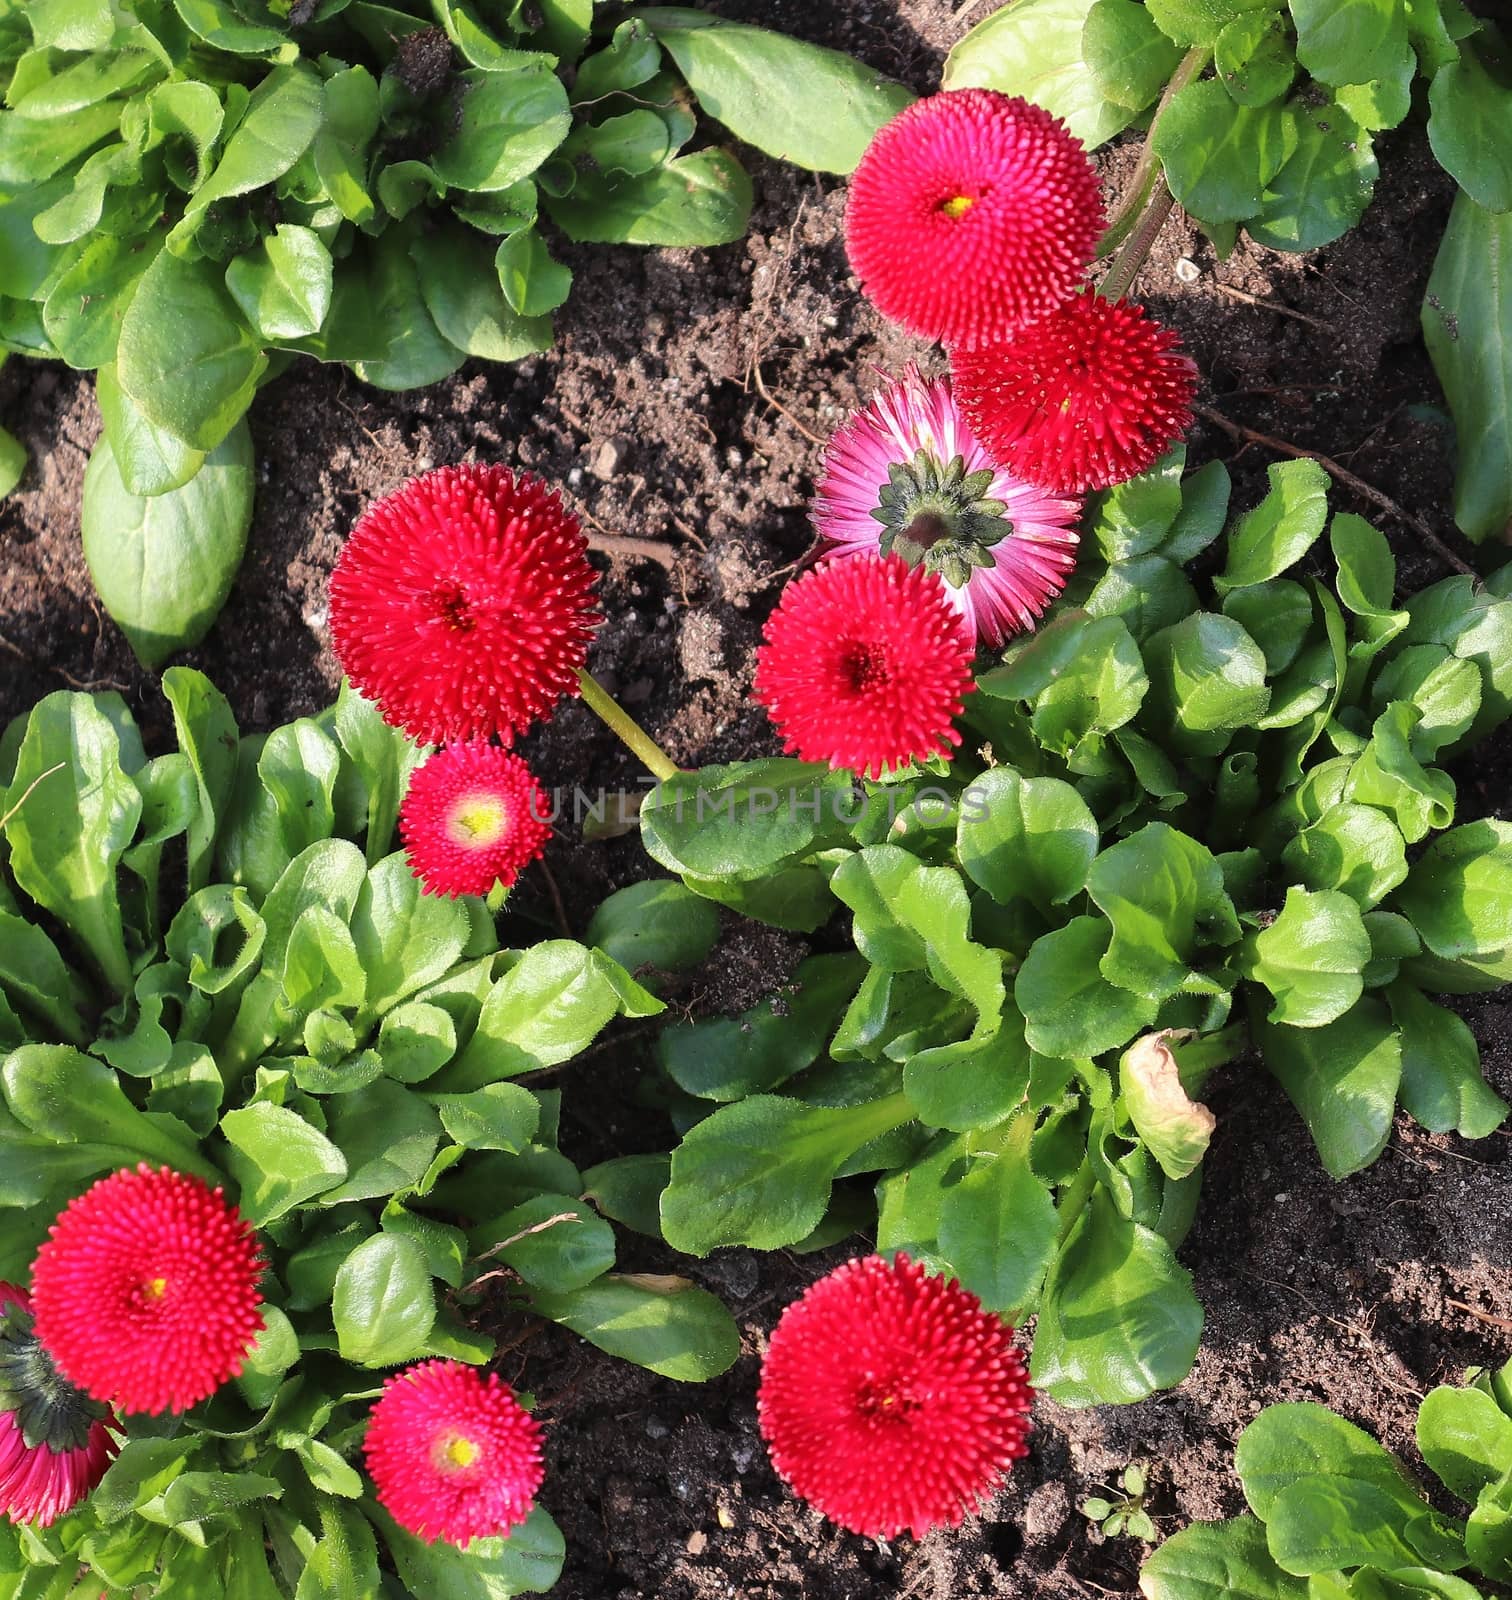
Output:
[
  {"xmin": 1215, "ymin": 11, "xmax": 1298, "ymax": 106},
  {"xmin": 495, "ymin": 226, "xmax": 572, "ymax": 318},
  {"xmin": 545, "ymin": 148, "xmax": 753, "ymax": 246},
  {"xmin": 116, "ymin": 250, "xmax": 264, "ymax": 453},
  {"xmin": 1345, "ymin": 702, "xmax": 1455, "ymax": 843},
  {"xmin": 0, "ymin": 428, "xmax": 22, "ymax": 498},
  {"xmin": 321, "ymin": 1080, "xmax": 440, "ymax": 1204},
  {"xmin": 937, "ymin": 1127, "xmax": 1058, "ymax": 1316},
  {"xmin": 3, "ymin": 692, "xmax": 141, "ymax": 994},
  {"xmin": 1429, "ymin": 45, "xmax": 1512, "ymax": 213},
  {"xmin": 431, "ymin": 65, "xmax": 570, "ymax": 192},
  {"xmin": 1147, "ymin": 0, "xmax": 1279, "ymax": 45},
  {"xmin": 660, "ymin": 952, "xmax": 862, "ymax": 1100},
  {"xmin": 638, "ymin": 8, "xmax": 914, "ymax": 173},
  {"xmin": 956, "ymin": 768, "xmax": 1099, "ymax": 913},
  {"xmin": 349, "ymin": 851, "xmax": 471, "ymax": 1019},
  {"xmin": 1088, "ymin": 822, "xmax": 1238, "ymax": 1001},
  {"xmin": 169, "ymin": 64, "xmax": 325, "ymax": 249},
  {"xmin": 332, "ymin": 1232, "xmax": 436, "ymax": 1366},
  {"xmin": 581, "ymin": 1153, "xmax": 671, "ymax": 1238},
  {"xmin": 979, "ymin": 611, "xmax": 1148, "ymax": 756},
  {"xmin": 3, "ymin": 1044, "xmax": 210, "ymax": 1179},
  {"xmin": 219, "ymin": 1103, "xmax": 348, "ymax": 1225},
  {"xmin": 1281, "ymin": 804, "xmax": 1408, "ymax": 909},
  {"xmin": 1266, "ymin": 1479, "xmax": 1445, "ymax": 1576},
  {"xmin": 472, "ymin": 1195, "xmax": 615, "ymax": 1292},
  {"xmin": 661, "ymin": 1092, "xmax": 911, "ymax": 1253},
  {"xmin": 1153, "ymin": 80, "xmax": 1298, "ymax": 224},
  {"xmin": 409, "ymin": 223, "xmax": 554, "ymax": 363},
  {"xmin": 313, "ymin": 65, "xmax": 380, "ymax": 227},
  {"xmin": 1016, "ymin": 917, "xmax": 1159, "ymax": 1058},
  {"xmin": 375, "ymin": 1504, "xmax": 564, "ymax": 1600},
  {"xmin": 95, "ymin": 365, "xmax": 206, "ymax": 499},
  {"xmin": 1140, "ymin": 1516, "xmax": 1323, "ymax": 1598},
  {"xmin": 528, "ymin": 1272, "xmax": 740, "ymax": 1380},
  {"xmin": 1418, "ymin": 1384, "xmax": 1512, "ymax": 1503},
  {"xmin": 43, "ymin": 231, "xmax": 163, "ymax": 372},
  {"xmin": 1249, "ymin": 98, "xmax": 1378, "ymax": 253},
  {"xmin": 1394, "ymin": 818, "xmax": 1512, "ymax": 988},
  {"xmin": 1386, "ymin": 982, "xmax": 1508, "ymax": 1139},
  {"xmin": 944, "ymin": 0, "xmax": 1139, "ymax": 149},
  {"xmin": 1237, "ymin": 1400, "xmax": 1420, "ymax": 1516},
  {"xmin": 225, "ymin": 226, "xmax": 334, "ymax": 343},
  {"xmin": 1084, "ymin": 0, "xmax": 1185, "ymax": 110},
  {"xmin": 1291, "ymin": 0, "xmax": 1414, "ymax": 86},
  {"xmin": 81, "ymin": 423, "xmax": 253, "ymax": 670},
  {"xmin": 429, "ymin": 1083, "xmax": 540, "ymax": 1152},
  {"xmin": 297, "ymin": 1502, "xmax": 379, "ymax": 1600},
  {"xmin": 1142, "ymin": 612, "xmax": 1271, "ymax": 758},
  {"xmin": 1216, "ymin": 459, "xmax": 1331, "ymax": 592},
  {"xmin": 1031, "ymin": 1187, "xmax": 1203, "ymax": 1405},
  {"xmin": 1258, "ymin": 999, "xmax": 1402, "ymax": 1177},
  {"xmin": 641, "ymin": 759, "xmax": 851, "ymax": 882},
  {"xmin": 1423, "ymin": 191, "xmax": 1512, "ymax": 543},
  {"xmin": 440, "ymin": 941, "xmax": 661, "ymax": 1090},
  {"xmin": 586, "ymin": 879, "xmax": 721, "ymax": 979},
  {"xmin": 1120, "ymin": 1031, "xmax": 1217, "ymax": 1181},
  {"xmin": 1370, "ymin": 649, "xmax": 1481, "ymax": 759},
  {"xmin": 1222, "ymin": 580, "xmax": 1314, "ymax": 674},
  {"xmin": 26, "ymin": 0, "xmax": 115, "ymax": 49},
  {"xmin": 573, "ymin": 19, "xmax": 663, "ymax": 100},
  {"xmin": 1242, "ymin": 885, "xmax": 1371, "ymax": 1027}
]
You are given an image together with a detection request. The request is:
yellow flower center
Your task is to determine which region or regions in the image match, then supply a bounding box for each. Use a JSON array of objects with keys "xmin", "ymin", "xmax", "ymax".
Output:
[
  {"xmin": 440, "ymin": 1434, "xmax": 480, "ymax": 1471},
  {"xmin": 448, "ymin": 792, "xmax": 509, "ymax": 849},
  {"xmin": 144, "ymin": 1277, "xmax": 168, "ymax": 1301},
  {"xmin": 940, "ymin": 194, "xmax": 976, "ymax": 220}
]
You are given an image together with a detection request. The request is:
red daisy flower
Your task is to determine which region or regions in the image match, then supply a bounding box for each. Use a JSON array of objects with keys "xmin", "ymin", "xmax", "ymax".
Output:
[
  {"xmin": 754, "ymin": 555, "xmax": 975, "ymax": 779},
  {"xmin": 0, "ymin": 1285, "xmax": 118, "ymax": 1527},
  {"xmin": 329, "ymin": 464, "xmax": 601, "ymax": 747},
  {"xmin": 364, "ymin": 1360, "xmax": 544, "ymax": 1546},
  {"xmin": 757, "ymin": 1254, "xmax": 1033, "ymax": 1540},
  {"xmin": 846, "ymin": 89, "xmax": 1105, "ymax": 350},
  {"xmin": 399, "ymin": 743, "xmax": 552, "ymax": 898},
  {"xmin": 953, "ymin": 292, "xmax": 1199, "ymax": 492},
  {"xmin": 29, "ymin": 1166, "xmax": 265, "ymax": 1416}
]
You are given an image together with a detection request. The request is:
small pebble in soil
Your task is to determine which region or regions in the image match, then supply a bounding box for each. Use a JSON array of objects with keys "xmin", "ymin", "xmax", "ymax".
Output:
[
  {"xmin": 730, "ymin": 1439, "xmax": 758, "ymax": 1474},
  {"xmin": 704, "ymin": 1251, "xmax": 759, "ymax": 1300},
  {"xmin": 1175, "ymin": 256, "xmax": 1201, "ymax": 284},
  {"xmin": 591, "ymin": 438, "xmax": 630, "ymax": 479},
  {"xmin": 645, "ymin": 1415, "xmax": 670, "ymax": 1440}
]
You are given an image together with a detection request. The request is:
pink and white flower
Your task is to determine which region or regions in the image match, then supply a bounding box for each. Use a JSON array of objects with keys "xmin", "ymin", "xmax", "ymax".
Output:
[{"xmin": 813, "ymin": 365, "xmax": 1081, "ymax": 646}]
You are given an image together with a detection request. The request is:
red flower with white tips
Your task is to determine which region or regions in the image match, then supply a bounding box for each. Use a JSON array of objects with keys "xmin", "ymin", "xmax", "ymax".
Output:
[
  {"xmin": 0, "ymin": 1284, "xmax": 117, "ymax": 1527},
  {"xmin": 757, "ymin": 1254, "xmax": 1034, "ymax": 1540},
  {"xmin": 364, "ymin": 1361, "xmax": 543, "ymax": 1546},
  {"xmin": 846, "ymin": 89, "xmax": 1105, "ymax": 350},
  {"xmin": 953, "ymin": 292, "xmax": 1199, "ymax": 492},
  {"xmin": 753, "ymin": 555, "xmax": 975, "ymax": 780},
  {"xmin": 329, "ymin": 464, "xmax": 601, "ymax": 747},
  {"xmin": 399, "ymin": 743, "xmax": 552, "ymax": 898},
  {"xmin": 29, "ymin": 1166, "xmax": 265, "ymax": 1416}
]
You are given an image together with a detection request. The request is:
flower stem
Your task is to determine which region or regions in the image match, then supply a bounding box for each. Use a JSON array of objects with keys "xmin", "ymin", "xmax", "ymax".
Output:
[
  {"xmin": 577, "ymin": 669, "xmax": 680, "ymax": 782},
  {"xmin": 1099, "ymin": 178, "xmax": 1176, "ymax": 304},
  {"xmin": 1094, "ymin": 45, "xmax": 1211, "ymax": 275}
]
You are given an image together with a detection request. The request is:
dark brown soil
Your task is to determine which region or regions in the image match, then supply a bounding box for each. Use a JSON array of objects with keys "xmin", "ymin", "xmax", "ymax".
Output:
[{"xmin": 2, "ymin": 2, "xmax": 1509, "ymax": 1595}]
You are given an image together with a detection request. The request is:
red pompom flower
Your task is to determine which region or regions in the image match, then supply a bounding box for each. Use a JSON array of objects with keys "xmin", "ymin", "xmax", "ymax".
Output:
[
  {"xmin": 329, "ymin": 464, "xmax": 601, "ymax": 747},
  {"xmin": 757, "ymin": 1254, "xmax": 1033, "ymax": 1540},
  {"xmin": 364, "ymin": 1360, "xmax": 544, "ymax": 1546},
  {"xmin": 753, "ymin": 555, "xmax": 976, "ymax": 780},
  {"xmin": 29, "ymin": 1166, "xmax": 265, "ymax": 1416},
  {"xmin": 953, "ymin": 292, "xmax": 1199, "ymax": 492},
  {"xmin": 846, "ymin": 89, "xmax": 1105, "ymax": 350},
  {"xmin": 399, "ymin": 743, "xmax": 552, "ymax": 899},
  {"xmin": 0, "ymin": 1284, "xmax": 117, "ymax": 1527}
]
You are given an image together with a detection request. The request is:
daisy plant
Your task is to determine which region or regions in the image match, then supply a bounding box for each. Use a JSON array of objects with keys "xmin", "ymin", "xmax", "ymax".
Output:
[
  {"xmin": 622, "ymin": 447, "xmax": 1512, "ymax": 1415},
  {"xmin": 945, "ymin": 0, "xmax": 1512, "ymax": 544},
  {"xmin": 0, "ymin": 0, "xmax": 916, "ymax": 660},
  {"xmin": 1141, "ymin": 1363, "xmax": 1512, "ymax": 1597},
  {"xmin": 0, "ymin": 662, "xmax": 739, "ymax": 1597}
]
